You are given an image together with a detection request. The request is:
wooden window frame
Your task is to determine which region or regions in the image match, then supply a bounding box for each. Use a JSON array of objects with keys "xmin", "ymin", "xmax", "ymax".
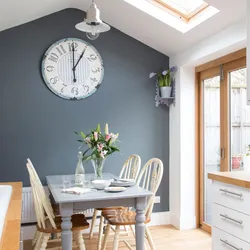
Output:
[
  {"xmin": 195, "ymin": 49, "xmax": 246, "ymax": 234},
  {"xmin": 154, "ymin": 0, "xmax": 209, "ymax": 23}
]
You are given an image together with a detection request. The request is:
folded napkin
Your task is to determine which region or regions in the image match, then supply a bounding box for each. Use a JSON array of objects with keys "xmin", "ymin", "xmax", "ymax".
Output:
[{"xmin": 62, "ymin": 187, "xmax": 93, "ymax": 195}]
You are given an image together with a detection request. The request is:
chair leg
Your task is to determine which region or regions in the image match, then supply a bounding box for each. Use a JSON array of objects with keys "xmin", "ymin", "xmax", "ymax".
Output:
[
  {"xmin": 89, "ymin": 209, "xmax": 98, "ymax": 239},
  {"xmin": 113, "ymin": 226, "xmax": 120, "ymax": 250},
  {"xmin": 123, "ymin": 240, "xmax": 133, "ymax": 250},
  {"xmin": 40, "ymin": 233, "xmax": 50, "ymax": 250},
  {"xmin": 76, "ymin": 231, "xmax": 86, "ymax": 250},
  {"xmin": 32, "ymin": 230, "xmax": 39, "ymax": 246},
  {"xmin": 97, "ymin": 215, "xmax": 104, "ymax": 250},
  {"xmin": 34, "ymin": 232, "xmax": 43, "ymax": 250},
  {"xmin": 145, "ymin": 227, "xmax": 156, "ymax": 250},
  {"xmin": 73, "ymin": 232, "xmax": 78, "ymax": 246},
  {"xmin": 102, "ymin": 223, "xmax": 110, "ymax": 250},
  {"xmin": 124, "ymin": 225, "xmax": 129, "ymax": 236},
  {"xmin": 129, "ymin": 225, "xmax": 135, "ymax": 238}
]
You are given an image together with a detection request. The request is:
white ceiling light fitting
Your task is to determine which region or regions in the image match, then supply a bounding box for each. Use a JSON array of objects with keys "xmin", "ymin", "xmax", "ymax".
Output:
[{"xmin": 75, "ymin": 0, "xmax": 110, "ymax": 40}]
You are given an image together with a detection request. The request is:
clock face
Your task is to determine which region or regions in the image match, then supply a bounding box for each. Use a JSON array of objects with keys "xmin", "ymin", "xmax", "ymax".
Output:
[{"xmin": 41, "ymin": 38, "xmax": 104, "ymax": 100}]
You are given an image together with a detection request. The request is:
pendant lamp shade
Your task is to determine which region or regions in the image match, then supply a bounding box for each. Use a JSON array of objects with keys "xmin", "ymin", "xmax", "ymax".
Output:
[{"xmin": 75, "ymin": 1, "xmax": 110, "ymax": 40}]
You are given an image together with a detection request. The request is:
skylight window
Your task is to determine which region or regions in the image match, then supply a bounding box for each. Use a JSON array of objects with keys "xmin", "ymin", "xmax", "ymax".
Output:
[
  {"xmin": 124, "ymin": 0, "xmax": 219, "ymax": 33},
  {"xmin": 155, "ymin": 0, "xmax": 209, "ymax": 22},
  {"xmin": 159, "ymin": 0, "xmax": 208, "ymax": 16}
]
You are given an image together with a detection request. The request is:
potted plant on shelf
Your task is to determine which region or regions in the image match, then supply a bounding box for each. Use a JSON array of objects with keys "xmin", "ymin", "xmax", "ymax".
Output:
[
  {"xmin": 149, "ymin": 66, "xmax": 178, "ymax": 98},
  {"xmin": 75, "ymin": 123, "xmax": 119, "ymax": 178}
]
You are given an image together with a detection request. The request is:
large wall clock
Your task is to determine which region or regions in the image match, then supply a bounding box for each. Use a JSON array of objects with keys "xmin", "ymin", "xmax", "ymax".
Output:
[{"xmin": 41, "ymin": 38, "xmax": 104, "ymax": 100}]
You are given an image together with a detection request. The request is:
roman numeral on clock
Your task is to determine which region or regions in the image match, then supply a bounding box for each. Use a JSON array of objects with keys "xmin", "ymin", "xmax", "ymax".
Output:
[
  {"xmin": 48, "ymin": 53, "xmax": 59, "ymax": 63},
  {"xmin": 68, "ymin": 42, "xmax": 78, "ymax": 52},
  {"xmin": 56, "ymin": 45, "xmax": 66, "ymax": 56}
]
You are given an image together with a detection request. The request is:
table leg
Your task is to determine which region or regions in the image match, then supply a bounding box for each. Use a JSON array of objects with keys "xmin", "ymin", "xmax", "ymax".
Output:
[
  {"xmin": 135, "ymin": 197, "xmax": 147, "ymax": 250},
  {"xmin": 60, "ymin": 203, "xmax": 73, "ymax": 250}
]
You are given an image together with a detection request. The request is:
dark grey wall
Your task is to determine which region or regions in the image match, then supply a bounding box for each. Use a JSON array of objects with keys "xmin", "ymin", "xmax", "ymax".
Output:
[{"xmin": 0, "ymin": 9, "xmax": 169, "ymax": 212}]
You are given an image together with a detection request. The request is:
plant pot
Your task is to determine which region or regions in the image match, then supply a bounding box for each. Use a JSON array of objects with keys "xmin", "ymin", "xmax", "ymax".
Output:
[
  {"xmin": 160, "ymin": 86, "xmax": 172, "ymax": 98},
  {"xmin": 232, "ymin": 156, "xmax": 241, "ymax": 170}
]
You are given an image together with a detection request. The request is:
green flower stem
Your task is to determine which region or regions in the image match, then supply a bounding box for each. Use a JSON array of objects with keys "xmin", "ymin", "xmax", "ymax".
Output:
[{"xmin": 91, "ymin": 158, "xmax": 106, "ymax": 179}]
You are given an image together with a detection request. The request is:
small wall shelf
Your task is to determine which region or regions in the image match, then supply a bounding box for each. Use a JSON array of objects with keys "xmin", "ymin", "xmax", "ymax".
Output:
[{"xmin": 155, "ymin": 81, "xmax": 176, "ymax": 107}]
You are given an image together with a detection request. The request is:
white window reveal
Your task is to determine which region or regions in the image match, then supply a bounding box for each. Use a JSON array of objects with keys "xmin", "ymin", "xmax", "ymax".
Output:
[{"xmin": 124, "ymin": 0, "xmax": 219, "ymax": 33}]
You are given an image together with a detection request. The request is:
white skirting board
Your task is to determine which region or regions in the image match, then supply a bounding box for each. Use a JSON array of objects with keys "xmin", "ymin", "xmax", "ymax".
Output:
[
  {"xmin": 22, "ymin": 212, "xmax": 171, "ymax": 240},
  {"xmin": 170, "ymin": 213, "xmax": 197, "ymax": 230},
  {"xmin": 148, "ymin": 211, "xmax": 171, "ymax": 226}
]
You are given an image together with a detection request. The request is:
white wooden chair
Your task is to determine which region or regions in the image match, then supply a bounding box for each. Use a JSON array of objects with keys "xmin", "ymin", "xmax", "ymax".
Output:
[
  {"xmin": 119, "ymin": 154, "xmax": 141, "ymax": 180},
  {"xmin": 27, "ymin": 158, "xmax": 55, "ymax": 247},
  {"xmin": 26, "ymin": 162, "xmax": 89, "ymax": 250},
  {"xmin": 89, "ymin": 154, "xmax": 141, "ymax": 250},
  {"xmin": 101, "ymin": 158, "xmax": 164, "ymax": 250}
]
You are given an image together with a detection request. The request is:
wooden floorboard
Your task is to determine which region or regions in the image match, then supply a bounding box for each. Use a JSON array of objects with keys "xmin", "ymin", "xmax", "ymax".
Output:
[{"xmin": 23, "ymin": 225, "xmax": 212, "ymax": 250}]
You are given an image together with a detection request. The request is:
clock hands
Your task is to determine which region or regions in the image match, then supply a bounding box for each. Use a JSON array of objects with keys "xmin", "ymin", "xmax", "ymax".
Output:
[
  {"xmin": 73, "ymin": 46, "xmax": 87, "ymax": 74},
  {"xmin": 72, "ymin": 43, "xmax": 77, "ymax": 83}
]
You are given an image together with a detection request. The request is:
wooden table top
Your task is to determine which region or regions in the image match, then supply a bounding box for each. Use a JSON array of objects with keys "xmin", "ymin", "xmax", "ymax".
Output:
[
  {"xmin": 208, "ymin": 171, "xmax": 250, "ymax": 188},
  {"xmin": 0, "ymin": 182, "xmax": 22, "ymax": 250}
]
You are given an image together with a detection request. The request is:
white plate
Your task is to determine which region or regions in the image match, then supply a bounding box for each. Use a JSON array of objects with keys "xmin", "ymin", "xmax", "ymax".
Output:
[
  {"xmin": 111, "ymin": 181, "xmax": 136, "ymax": 187},
  {"xmin": 119, "ymin": 179, "xmax": 135, "ymax": 182},
  {"xmin": 105, "ymin": 187, "xmax": 127, "ymax": 193}
]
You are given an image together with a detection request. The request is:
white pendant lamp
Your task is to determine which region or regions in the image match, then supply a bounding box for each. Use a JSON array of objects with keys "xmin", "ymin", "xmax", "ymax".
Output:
[{"xmin": 75, "ymin": 0, "xmax": 110, "ymax": 40}]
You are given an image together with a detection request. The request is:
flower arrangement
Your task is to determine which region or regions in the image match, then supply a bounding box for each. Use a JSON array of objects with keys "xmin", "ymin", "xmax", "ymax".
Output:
[
  {"xmin": 75, "ymin": 124, "xmax": 119, "ymax": 178},
  {"xmin": 75, "ymin": 123, "xmax": 119, "ymax": 161},
  {"xmin": 149, "ymin": 66, "xmax": 178, "ymax": 87}
]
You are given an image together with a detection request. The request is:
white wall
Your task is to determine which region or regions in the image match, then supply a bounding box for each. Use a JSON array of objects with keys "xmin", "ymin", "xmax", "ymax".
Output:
[
  {"xmin": 169, "ymin": 19, "xmax": 246, "ymax": 229},
  {"xmin": 247, "ymin": 0, "xmax": 250, "ymax": 105}
]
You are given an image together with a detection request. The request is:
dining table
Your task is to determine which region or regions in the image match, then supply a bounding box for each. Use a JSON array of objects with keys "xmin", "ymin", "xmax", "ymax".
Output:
[{"xmin": 46, "ymin": 173, "xmax": 153, "ymax": 250}]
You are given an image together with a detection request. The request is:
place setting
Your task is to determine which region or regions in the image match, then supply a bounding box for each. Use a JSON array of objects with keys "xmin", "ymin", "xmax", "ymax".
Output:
[
  {"xmin": 92, "ymin": 179, "xmax": 127, "ymax": 193},
  {"xmin": 61, "ymin": 178, "xmax": 129, "ymax": 195},
  {"xmin": 91, "ymin": 178, "xmax": 136, "ymax": 193},
  {"xmin": 111, "ymin": 178, "xmax": 136, "ymax": 187}
]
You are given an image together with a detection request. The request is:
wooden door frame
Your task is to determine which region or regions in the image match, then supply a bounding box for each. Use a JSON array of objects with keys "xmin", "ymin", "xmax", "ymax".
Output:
[
  {"xmin": 197, "ymin": 66, "xmax": 220, "ymax": 234},
  {"xmin": 195, "ymin": 49, "xmax": 246, "ymax": 234}
]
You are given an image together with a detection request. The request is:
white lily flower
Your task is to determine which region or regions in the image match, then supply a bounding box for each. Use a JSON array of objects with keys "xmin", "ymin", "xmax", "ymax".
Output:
[
  {"xmin": 110, "ymin": 133, "xmax": 119, "ymax": 143},
  {"xmin": 113, "ymin": 133, "xmax": 119, "ymax": 140},
  {"xmin": 162, "ymin": 70, "xmax": 168, "ymax": 76},
  {"xmin": 149, "ymin": 72, "xmax": 157, "ymax": 78}
]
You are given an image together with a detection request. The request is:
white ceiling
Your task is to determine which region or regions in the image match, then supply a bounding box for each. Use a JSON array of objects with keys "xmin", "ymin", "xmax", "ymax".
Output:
[{"xmin": 0, "ymin": 0, "xmax": 247, "ymax": 56}]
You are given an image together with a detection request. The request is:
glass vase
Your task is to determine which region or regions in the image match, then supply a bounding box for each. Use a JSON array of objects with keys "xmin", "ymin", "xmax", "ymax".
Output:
[{"xmin": 91, "ymin": 158, "xmax": 106, "ymax": 179}]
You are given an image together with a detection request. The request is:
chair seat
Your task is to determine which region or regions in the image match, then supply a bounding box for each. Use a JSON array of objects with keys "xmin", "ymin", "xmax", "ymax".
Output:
[
  {"xmin": 37, "ymin": 214, "xmax": 89, "ymax": 233},
  {"xmin": 102, "ymin": 209, "xmax": 151, "ymax": 226}
]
